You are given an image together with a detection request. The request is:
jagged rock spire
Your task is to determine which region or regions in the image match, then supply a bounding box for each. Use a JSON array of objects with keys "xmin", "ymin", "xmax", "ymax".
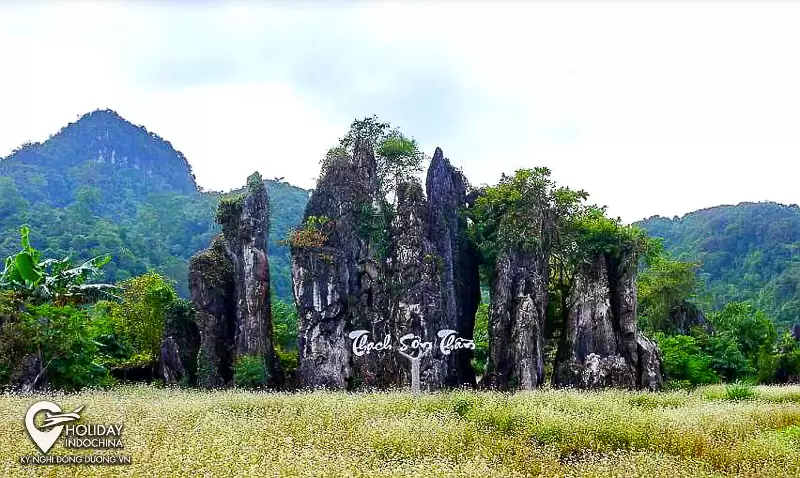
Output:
[{"xmin": 189, "ymin": 172, "xmax": 281, "ymax": 388}]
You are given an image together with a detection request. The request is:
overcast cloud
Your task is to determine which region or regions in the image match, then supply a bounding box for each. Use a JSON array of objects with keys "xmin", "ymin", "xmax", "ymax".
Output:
[{"xmin": 1, "ymin": 2, "xmax": 799, "ymax": 223}]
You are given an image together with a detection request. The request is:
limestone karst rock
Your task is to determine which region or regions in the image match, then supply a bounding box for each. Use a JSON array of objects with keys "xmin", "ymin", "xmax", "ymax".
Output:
[
  {"xmin": 425, "ymin": 148, "xmax": 481, "ymax": 387},
  {"xmin": 222, "ymin": 173, "xmax": 281, "ymax": 385},
  {"xmin": 158, "ymin": 337, "xmax": 186, "ymax": 385},
  {"xmin": 159, "ymin": 300, "xmax": 201, "ymax": 386},
  {"xmin": 386, "ymin": 181, "xmax": 445, "ymax": 389},
  {"xmin": 554, "ymin": 253, "xmax": 664, "ymax": 391},
  {"xmin": 188, "ymin": 173, "xmax": 281, "ymax": 388},
  {"xmin": 483, "ymin": 247, "xmax": 550, "ymax": 390},
  {"xmin": 292, "ymin": 140, "xmax": 388, "ymax": 389},
  {"xmin": 189, "ymin": 236, "xmax": 235, "ymax": 388},
  {"xmin": 292, "ymin": 143, "xmax": 481, "ymax": 390},
  {"xmin": 669, "ymin": 300, "xmax": 711, "ymax": 335},
  {"xmin": 10, "ymin": 355, "xmax": 42, "ymax": 393}
]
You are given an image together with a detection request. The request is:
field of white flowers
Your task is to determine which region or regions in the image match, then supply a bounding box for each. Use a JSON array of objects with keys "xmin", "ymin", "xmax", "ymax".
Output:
[{"xmin": 2, "ymin": 385, "xmax": 800, "ymax": 477}]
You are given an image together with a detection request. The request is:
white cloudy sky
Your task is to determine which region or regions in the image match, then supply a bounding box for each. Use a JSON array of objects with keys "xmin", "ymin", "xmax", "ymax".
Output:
[{"xmin": 1, "ymin": 2, "xmax": 799, "ymax": 223}]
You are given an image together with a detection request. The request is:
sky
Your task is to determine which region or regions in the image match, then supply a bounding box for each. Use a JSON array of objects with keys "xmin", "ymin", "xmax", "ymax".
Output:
[{"xmin": 1, "ymin": 2, "xmax": 799, "ymax": 224}]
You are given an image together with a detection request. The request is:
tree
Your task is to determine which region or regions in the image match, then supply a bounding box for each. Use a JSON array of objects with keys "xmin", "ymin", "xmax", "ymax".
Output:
[
  {"xmin": 110, "ymin": 272, "xmax": 178, "ymax": 369},
  {"xmin": 638, "ymin": 253, "xmax": 702, "ymax": 334},
  {"xmin": 337, "ymin": 116, "xmax": 425, "ymax": 201},
  {"xmin": 708, "ymin": 302, "xmax": 776, "ymax": 371},
  {"xmin": 468, "ymin": 168, "xmax": 557, "ymax": 273},
  {"xmin": 1, "ymin": 226, "xmax": 117, "ymax": 306},
  {"xmin": 656, "ymin": 334, "xmax": 719, "ymax": 386}
]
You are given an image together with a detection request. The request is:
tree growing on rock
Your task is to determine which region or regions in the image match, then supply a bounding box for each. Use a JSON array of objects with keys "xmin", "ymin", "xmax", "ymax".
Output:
[
  {"xmin": 468, "ymin": 168, "xmax": 556, "ymax": 390},
  {"xmin": 336, "ymin": 115, "xmax": 425, "ymax": 202}
]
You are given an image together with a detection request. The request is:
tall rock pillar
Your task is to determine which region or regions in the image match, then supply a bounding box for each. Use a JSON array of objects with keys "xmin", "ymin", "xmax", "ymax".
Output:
[
  {"xmin": 425, "ymin": 148, "xmax": 481, "ymax": 387},
  {"xmin": 554, "ymin": 251, "xmax": 663, "ymax": 390},
  {"xmin": 292, "ymin": 141, "xmax": 387, "ymax": 389}
]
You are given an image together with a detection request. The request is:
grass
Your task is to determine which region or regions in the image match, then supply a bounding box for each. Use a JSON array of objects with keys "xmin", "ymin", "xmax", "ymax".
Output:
[{"xmin": 1, "ymin": 385, "xmax": 799, "ymax": 477}]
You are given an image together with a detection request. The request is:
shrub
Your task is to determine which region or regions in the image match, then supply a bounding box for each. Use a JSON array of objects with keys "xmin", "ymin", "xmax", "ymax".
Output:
[
  {"xmin": 276, "ymin": 348, "xmax": 298, "ymax": 376},
  {"xmin": 234, "ymin": 355, "xmax": 267, "ymax": 389},
  {"xmin": 22, "ymin": 304, "xmax": 109, "ymax": 390},
  {"xmin": 656, "ymin": 334, "xmax": 719, "ymax": 385},
  {"xmin": 724, "ymin": 381, "xmax": 756, "ymax": 401}
]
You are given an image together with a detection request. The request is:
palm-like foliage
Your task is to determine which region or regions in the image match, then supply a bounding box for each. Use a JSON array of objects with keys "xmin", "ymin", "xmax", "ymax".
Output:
[{"xmin": 1, "ymin": 225, "xmax": 118, "ymax": 305}]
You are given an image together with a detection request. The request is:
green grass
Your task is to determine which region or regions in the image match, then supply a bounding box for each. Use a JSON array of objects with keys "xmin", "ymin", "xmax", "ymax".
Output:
[{"xmin": 2, "ymin": 385, "xmax": 800, "ymax": 477}]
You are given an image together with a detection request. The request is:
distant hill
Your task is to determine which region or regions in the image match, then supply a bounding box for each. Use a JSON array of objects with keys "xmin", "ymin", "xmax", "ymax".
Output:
[
  {"xmin": 0, "ymin": 109, "xmax": 308, "ymax": 300},
  {"xmin": 637, "ymin": 202, "xmax": 800, "ymax": 330}
]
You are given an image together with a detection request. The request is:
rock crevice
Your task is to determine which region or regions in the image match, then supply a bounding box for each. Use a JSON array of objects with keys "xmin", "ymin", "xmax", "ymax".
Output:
[{"xmin": 554, "ymin": 252, "xmax": 663, "ymax": 390}]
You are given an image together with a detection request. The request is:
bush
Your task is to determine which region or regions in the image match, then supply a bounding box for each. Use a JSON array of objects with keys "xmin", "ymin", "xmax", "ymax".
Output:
[
  {"xmin": 109, "ymin": 272, "xmax": 178, "ymax": 369},
  {"xmin": 234, "ymin": 355, "xmax": 267, "ymax": 389},
  {"xmin": 725, "ymin": 381, "xmax": 756, "ymax": 401},
  {"xmin": 697, "ymin": 332, "xmax": 753, "ymax": 382},
  {"xmin": 276, "ymin": 348, "xmax": 298, "ymax": 376},
  {"xmin": 656, "ymin": 334, "xmax": 719, "ymax": 385},
  {"xmin": 22, "ymin": 304, "xmax": 109, "ymax": 390},
  {"xmin": 472, "ymin": 303, "xmax": 489, "ymax": 376}
]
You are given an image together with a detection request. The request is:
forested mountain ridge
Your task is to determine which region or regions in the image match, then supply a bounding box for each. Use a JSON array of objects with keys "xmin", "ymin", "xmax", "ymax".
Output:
[
  {"xmin": 0, "ymin": 109, "xmax": 308, "ymax": 299},
  {"xmin": 637, "ymin": 201, "xmax": 800, "ymax": 329},
  {"xmin": 0, "ymin": 109, "xmax": 198, "ymax": 210}
]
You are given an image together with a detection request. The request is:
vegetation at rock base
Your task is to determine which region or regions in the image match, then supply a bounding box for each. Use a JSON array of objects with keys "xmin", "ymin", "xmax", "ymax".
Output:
[
  {"xmin": 2, "ymin": 385, "xmax": 800, "ymax": 476},
  {"xmin": 105, "ymin": 271, "xmax": 179, "ymax": 369},
  {"xmin": 233, "ymin": 354, "xmax": 268, "ymax": 389}
]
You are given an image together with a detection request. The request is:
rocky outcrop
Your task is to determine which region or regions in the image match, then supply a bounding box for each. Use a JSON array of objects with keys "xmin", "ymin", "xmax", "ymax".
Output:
[
  {"xmin": 222, "ymin": 173, "xmax": 281, "ymax": 386},
  {"xmin": 188, "ymin": 172, "xmax": 281, "ymax": 388},
  {"xmin": 554, "ymin": 253, "xmax": 663, "ymax": 391},
  {"xmin": 9, "ymin": 355, "xmax": 42, "ymax": 393},
  {"xmin": 425, "ymin": 148, "xmax": 480, "ymax": 387},
  {"xmin": 160, "ymin": 299, "xmax": 201, "ymax": 385},
  {"xmin": 189, "ymin": 236, "xmax": 235, "ymax": 388},
  {"xmin": 292, "ymin": 144, "xmax": 481, "ymax": 390},
  {"xmin": 293, "ymin": 140, "xmax": 388, "ymax": 389},
  {"xmin": 483, "ymin": 247, "xmax": 550, "ymax": 390},
  {"xmin": 387, "ymin": 181, "xmax": 447, "ymax": 390},
  {"xmin": 158, "ymin": 337, "xmax": 186, "ymax": 385},
  {"xmin": 669, "ymin": 301, "xmax": 710, "ymax": 335}
]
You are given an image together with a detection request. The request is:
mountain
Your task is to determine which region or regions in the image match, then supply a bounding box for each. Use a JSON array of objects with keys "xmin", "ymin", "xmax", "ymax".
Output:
[
  {"xmin": 0, "ymin": 109, "xmax": 308, "ymax": 300},
  {"xmin": 637, "ymin": 202, "xmax": 800, "ymax": 330}
]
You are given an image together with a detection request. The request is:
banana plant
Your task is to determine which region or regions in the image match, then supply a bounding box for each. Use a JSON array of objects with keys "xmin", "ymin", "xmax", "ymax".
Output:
[{"xmin": 1, "ymin": 226, "xmax": 119, "ymax": 306}]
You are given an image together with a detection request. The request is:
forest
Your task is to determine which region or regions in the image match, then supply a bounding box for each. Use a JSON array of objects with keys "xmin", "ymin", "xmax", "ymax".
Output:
[{"xmin": 1, "ymin": 111, "xmax": 799, "ymax": 393}]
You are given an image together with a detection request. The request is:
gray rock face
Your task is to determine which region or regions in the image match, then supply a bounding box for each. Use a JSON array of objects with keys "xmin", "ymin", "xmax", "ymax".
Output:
[
  {"xmin": 189, "ymin": 236, "xmax": 235, "ymax": 388},
  {"xmin": 292, "ymin": 144, "xmax": 481, "ymax": 390},
  {"xmin": 293, "ymin": 140, "xmax": 387, "ymax": 389},
  {"xmin": 158, "ymin": 337, "xmax": 186, "ymax": 385},
  {"xmin": 425, "ymin": 148, "xmax": 480, "ymax": 387},
  {"xmin": 388, "ymin": 181, "xmax": 447, "ymax": 389},
  {"xmin": 554, "ymin": 253, "xmax": 663, "ymax": 390},
  {"xmin": 188, "ymin": 173, "xmax": 281, "ymax": 388},
  {"xmin": 223, "ymin": 174, "xmax": 281, "ymax": 385},
  {"xmin": 636, "ymin": 332, "xmax": 664, "ymax": 391},
  {"xmin": 484, "ymin": 247, "xmax": 550, "ymax": 390},
  {"xmin": 669, "ymin": 301, "xmax": 710, "ymax": 335},
  {"xmin": 10, "ymin": 354, "xmax": 41, "ymax": 393}
]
